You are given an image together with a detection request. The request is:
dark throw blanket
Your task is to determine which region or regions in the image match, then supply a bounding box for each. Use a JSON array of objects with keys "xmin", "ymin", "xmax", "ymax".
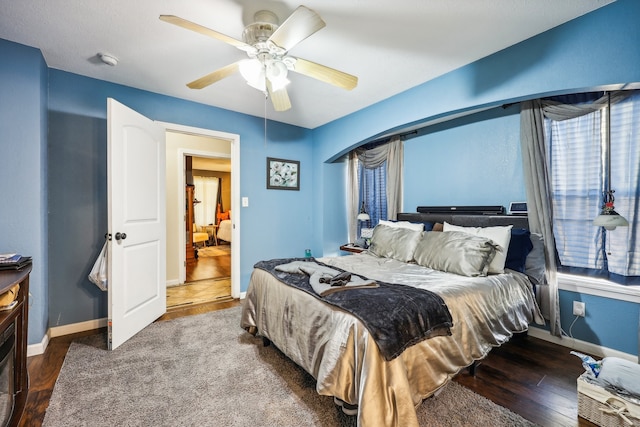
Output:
[{"xmin": 254, "ymin": 258, "xmax": 453, "ymax": 361}]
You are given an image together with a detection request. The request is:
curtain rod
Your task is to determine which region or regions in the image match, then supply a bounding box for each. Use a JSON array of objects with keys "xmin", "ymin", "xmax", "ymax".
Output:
[{"xmin": 363, "ymin": 130, "xmax": 418, "ymax": 149}]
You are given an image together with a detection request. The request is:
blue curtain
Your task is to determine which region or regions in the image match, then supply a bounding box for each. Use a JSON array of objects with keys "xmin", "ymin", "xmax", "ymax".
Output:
[{"xmin": 358, "ymin": 161, "xmax": 387, "ymax": 234}]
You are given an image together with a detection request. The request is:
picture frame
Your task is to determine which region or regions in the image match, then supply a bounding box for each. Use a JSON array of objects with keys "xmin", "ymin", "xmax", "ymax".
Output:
[{"xmin": 267, "ymin": 157, "xmax": 300, "ymax": 190}]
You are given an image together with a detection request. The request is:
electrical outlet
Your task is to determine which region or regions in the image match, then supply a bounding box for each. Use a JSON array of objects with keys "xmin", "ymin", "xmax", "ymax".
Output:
[{"xmin": 573, "ymin": 301, "xmax": 586, "ymax": 317}]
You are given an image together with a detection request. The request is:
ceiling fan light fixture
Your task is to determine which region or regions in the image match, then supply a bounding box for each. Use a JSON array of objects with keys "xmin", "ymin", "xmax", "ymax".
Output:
[
  {"xmin": 239, "ymin": 59, "xmax": 266, "ymax": 91},
  {"xmin": 161, "ymin": 5, "xmax": 358, "ymax": 112},
  {"xmin": 267, "ymin": 60, "xmax": 290, "ymax": 91}
]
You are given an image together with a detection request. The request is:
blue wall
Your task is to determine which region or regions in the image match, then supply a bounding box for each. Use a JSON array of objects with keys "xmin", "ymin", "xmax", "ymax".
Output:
[
  {"xmin": 0, "ymin": 39, "xmax": 49, "ymax": 346},
  {"xmin": 403, "ymin": 105, "xmax": 524, "ymax": 210},
  {"xmin": 1, "ymin": 0, "xmax": 638, "ymax": 356},
  {"xmin": 560, "ymin": 290, "xmax": 639, "ymax": 356}
]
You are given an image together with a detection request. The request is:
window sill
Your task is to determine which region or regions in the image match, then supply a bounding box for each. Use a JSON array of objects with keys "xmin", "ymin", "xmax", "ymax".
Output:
[{"xmin": 557, "ymin": 272, "xmax": 640, "ymax": 303}]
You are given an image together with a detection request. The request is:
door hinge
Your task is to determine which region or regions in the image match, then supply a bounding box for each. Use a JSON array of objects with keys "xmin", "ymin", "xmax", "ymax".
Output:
[{"xmin": 107, "ymin": 319, "xmax": 113, "ymax": 350}]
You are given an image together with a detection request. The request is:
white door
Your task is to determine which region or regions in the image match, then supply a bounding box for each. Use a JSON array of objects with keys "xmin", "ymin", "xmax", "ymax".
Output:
[{"xmin": 107, "ymin": 98, "xmax": 166, "ymax": 350}]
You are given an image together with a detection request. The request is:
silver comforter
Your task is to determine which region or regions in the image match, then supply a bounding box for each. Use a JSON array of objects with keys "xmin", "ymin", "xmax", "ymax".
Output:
[{"xmin": 241, "ymin": 253, "xmax": 544, "ymax": 427}]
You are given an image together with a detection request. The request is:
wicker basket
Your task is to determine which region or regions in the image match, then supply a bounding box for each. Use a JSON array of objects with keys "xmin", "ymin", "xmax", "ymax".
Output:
[{"xmin": 577, "ymin": 372, "xmax": 640, "ymax": 427}]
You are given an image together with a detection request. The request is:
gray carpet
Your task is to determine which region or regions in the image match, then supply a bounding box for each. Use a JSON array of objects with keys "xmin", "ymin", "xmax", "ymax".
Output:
[{"xmin": 43, "ymin": 306, "xmax": 537, "ymax": 427}]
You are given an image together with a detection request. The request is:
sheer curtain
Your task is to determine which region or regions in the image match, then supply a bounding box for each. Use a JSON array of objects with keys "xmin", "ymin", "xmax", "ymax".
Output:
[
  {"xmin": 520, "ymin": 99, "xmax": 561, "ymax": 336},
  {"xmin": 347, "ymin": 136, "xmax": 403, "ymax": 241},
  {"xmin": 348, "ymin": 152, "xmax": 359, "ymax": 243},
  {"xmin": 193, "ymin": 176, "xmax": 219, "ymax": 225},
  {"xmin": 520, "ymin": 90, "xmax": 635, "ymax": 337}
]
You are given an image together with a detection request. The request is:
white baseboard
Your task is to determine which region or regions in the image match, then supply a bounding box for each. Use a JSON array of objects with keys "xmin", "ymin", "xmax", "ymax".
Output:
[
  {"xmin": 27, "ymin": 318, "xmax": 108, "ymax": 357},
  {"xmin": 49, "ymin": 317, "xmax": 108, "ymax": 338},
  {"xmin": 528, "ymin": 326, "xmax": 638, "ymax": 363},
  {"xmin": 166, "ymin": 278, "xmax": 181, "ymax": 287},
  {"xmin": 27, "ymin": 333, "xmax": 49, "ymax": 357}
]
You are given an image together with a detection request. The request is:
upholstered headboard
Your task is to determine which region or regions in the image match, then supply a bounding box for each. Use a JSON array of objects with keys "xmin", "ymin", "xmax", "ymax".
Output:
[{"xmin": 397, "ymin": 212, "xmax": 529, "ymax": 230}]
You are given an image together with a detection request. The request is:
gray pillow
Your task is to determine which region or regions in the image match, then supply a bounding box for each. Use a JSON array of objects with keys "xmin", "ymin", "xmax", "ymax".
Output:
[
  {"xmin": 368, "ymin": 224, "xmax": 423, "ymax": 262},
  {"xmin": 414, "ymin": 231, "xmax": 497, "ymax": 277},
  {"xmin": 525, "ymin": 232, "xmax": 546, "ymax": 285}
]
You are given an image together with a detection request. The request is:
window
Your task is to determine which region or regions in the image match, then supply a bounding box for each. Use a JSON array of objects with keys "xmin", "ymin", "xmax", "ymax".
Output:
[
  {"xmin": 544, "ymin": 92, "xmax": 640, "ymax": 284},
  {"xmin": 348, "ymin": 136, "xmax": 403, "ymax": 242},
  {"xmin": 358, "ymin": 159, "xmax": 387, "ymax": 236},
  {"xmin": 193, "ymin": 176, "xmax": 220, "ymax": 225}
]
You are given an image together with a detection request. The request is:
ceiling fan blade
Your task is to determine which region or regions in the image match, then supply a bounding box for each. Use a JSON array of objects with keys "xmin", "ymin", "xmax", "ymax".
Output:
[
  {"xmin": 187, "ymin": 62, "xmax": 240, "ymax": 89},
  {"xmin": 290, "ymin": 57, "xmax": 358, "ymax": 91},
  {"xmin": 159, "ymin": 15, "xmax": 255, "ymax": 53},
  {"xmin": 267, "ymin": 81, "xmax": 292, "ymax": 111},
  {"xmin": 268, "ymin": 6, "xmax": 326, "ymax": 52}
]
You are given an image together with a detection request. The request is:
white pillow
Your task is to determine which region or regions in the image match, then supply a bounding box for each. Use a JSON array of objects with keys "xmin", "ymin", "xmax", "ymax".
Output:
[
  {"xmin": 378, "ymin": 220, "xmax": 424, "ymax": 232},
  {"xmin": 442, "ymin": 222, "xmax": 513, "ymax": 274}
]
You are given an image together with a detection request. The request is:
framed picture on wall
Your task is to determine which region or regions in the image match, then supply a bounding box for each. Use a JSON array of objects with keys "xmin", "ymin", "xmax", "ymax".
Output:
[{"xmin": 267, "ymin": 157, "xmax": 300, "ymax": 190}]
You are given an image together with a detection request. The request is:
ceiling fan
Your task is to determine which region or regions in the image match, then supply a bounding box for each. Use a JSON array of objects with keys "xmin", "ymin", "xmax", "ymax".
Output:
[{"xmin": 160, "ymin": 6, "xmax": 358, "ymax": 112}]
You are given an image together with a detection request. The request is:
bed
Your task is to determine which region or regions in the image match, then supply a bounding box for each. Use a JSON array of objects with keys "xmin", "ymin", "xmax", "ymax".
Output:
[
  {"xmin": 240, "ymin": 212, "xmax": 544, "ymax": 427},
  {"xmin": 217, "ymin": 219, "xmax": 232, "ymax": 243}
]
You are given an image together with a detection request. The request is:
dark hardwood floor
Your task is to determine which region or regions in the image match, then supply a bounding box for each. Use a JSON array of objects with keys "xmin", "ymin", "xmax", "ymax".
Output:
[
  {"xmin": 22, "ymin": 301, "xmax": 598, "ymax": 427},
  {"xmin": 454, "ymin": 334, "xmax": 597, "ymax": 427}
]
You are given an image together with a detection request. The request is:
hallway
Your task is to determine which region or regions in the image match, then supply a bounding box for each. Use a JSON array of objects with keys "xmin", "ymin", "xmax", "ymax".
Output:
[{"xmin": 168, "ymin": 243, "xmax": 231, "ymax": 309}]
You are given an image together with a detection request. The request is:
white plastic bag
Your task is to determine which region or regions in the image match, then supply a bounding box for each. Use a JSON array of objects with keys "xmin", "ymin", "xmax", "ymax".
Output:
[{"xmin": 88, "ymin": 241, "xmax": 108, "ymax": 291}]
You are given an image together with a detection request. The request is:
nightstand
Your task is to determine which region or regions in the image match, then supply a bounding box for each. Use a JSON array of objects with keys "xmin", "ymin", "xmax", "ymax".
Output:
[{"xmin": 340, "ymin": 244, "xmax": 366, "ymax": 254}]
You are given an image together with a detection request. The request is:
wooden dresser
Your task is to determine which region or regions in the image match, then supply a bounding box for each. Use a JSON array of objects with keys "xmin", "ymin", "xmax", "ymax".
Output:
[
  {"xmin": 185, "ymin": 185, "xmax": 196, "ymax": 264},
  {"xmin": 0, "ymin": 265, "xmax": 30, "ymax": 427}
]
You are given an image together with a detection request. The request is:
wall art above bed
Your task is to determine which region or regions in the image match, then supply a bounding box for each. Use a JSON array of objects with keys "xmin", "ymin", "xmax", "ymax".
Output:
[{"xmin": 266, "ymin": 157, "xmax": 300, "ymax": 191}]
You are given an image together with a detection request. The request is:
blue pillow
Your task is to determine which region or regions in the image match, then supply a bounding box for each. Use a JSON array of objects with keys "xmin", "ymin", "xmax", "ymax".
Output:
[
  {"xmin": 422, "ymin": 221, "xmax": 434, "ymax": 232},
  {"xmin": 505, "ymin": 228, "xmax": 533, "ymax": 273}
]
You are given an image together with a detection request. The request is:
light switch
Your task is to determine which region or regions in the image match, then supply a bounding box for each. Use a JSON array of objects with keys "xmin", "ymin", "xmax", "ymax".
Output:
[{"xmin": 242, "ymin": 197, "xmax": 249, "ymax": 207}]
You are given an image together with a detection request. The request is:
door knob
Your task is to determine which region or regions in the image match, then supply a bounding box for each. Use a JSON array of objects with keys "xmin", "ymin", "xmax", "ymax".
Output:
[{"xmin": 115, "ymin": 232, "xmax": 127, "ymax": 241}]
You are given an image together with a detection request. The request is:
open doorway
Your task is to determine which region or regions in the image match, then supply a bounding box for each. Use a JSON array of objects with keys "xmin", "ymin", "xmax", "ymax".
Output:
[
  {"xmin": 162, "ymin": 126, "xmax": 240, "ymax": 310},
  {"xmin": 174, "ymin": 155, "xmax": 233, "ymax": 308}
]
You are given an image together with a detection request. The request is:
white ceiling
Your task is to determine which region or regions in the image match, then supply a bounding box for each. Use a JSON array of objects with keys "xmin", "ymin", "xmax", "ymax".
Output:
[{"xmin": 0, "ymin": 0, "xmax": 613, "ymax": 129}]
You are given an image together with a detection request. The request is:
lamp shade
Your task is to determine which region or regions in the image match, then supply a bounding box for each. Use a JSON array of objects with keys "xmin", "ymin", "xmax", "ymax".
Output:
[
  {"xmin": 239, "ymin": 59, "xmax": 266, "ymax": 91},
  {"xmin": 593, "ymin": 212, "xmax": 629, "ymax": 230},
  {"xmin": 357, "ymin": 201, "xmax": 369, "ymax": 221},
  {"xmin": 593, "ymin": 189, "xmax": 629, "ymax": 230},
  {"xmin": 266, "ymin": 60, "xmax": 290, "ymax": 91}
]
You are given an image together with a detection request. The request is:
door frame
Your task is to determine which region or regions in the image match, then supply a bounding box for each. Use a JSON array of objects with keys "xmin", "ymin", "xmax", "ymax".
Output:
[{"xmin": 158, "ymin": 122, "xmax": 240, "ymax": 299}]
